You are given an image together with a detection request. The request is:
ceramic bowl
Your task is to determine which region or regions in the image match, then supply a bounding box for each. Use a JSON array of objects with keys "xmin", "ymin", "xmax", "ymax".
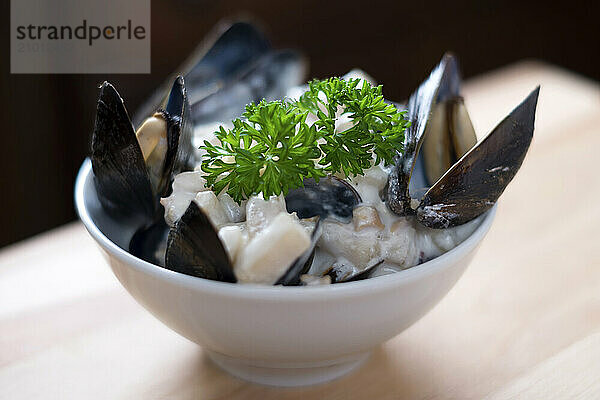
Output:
[{"xmin": 75, "ymin": 158, "xmax": 496, "ymax": 386}]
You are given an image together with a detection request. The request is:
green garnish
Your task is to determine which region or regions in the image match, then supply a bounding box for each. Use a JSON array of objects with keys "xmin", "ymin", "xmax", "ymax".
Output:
[
  {"xmin": 297, "ymin": 78, "xmax": 410, "ymax": 176},
  {"xmin": 201, "ymin": 100, "xmax": 324, "ymax": 202},
  {"xmin": 201, "ymin": 77, "xmax": 409, "ymax": 202}
]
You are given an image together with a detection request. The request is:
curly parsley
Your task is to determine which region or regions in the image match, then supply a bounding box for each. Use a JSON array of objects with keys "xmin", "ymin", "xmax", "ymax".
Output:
[{"xmin": 201, "ymin": 78, "xmax": 409, "ymax": 202}]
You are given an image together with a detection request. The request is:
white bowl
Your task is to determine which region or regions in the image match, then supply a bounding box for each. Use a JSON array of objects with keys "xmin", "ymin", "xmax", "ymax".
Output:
[{"xmin": 75, "ymin": 159, "xmax": 496, "ymax": 387}]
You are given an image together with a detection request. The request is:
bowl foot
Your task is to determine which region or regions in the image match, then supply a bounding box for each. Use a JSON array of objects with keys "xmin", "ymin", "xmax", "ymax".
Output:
[{"xmin": 206, "ymin": 350, "xmax": 370, "ymax": 387}]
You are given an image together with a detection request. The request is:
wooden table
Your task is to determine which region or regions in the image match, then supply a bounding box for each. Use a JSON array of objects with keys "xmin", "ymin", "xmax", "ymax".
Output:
[{"xmin": 1, "ymin": 62, "xmax": 599, "ymax": 399}]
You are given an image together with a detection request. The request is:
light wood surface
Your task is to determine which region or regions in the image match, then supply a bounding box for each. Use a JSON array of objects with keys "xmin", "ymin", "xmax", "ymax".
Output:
[{"xmin": 1, "ymin": 61, "xmax": 599, "ymax": 399}]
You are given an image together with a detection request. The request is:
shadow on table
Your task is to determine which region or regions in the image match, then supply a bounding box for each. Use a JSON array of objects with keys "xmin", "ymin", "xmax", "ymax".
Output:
[{"xmin": 179, "ymin": 344, "xmax": 436, "ymax": 399}]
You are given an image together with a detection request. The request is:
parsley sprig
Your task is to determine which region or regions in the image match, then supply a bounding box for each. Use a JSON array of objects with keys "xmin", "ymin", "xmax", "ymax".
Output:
[
  {"xmin": 200, "ymin": 78, "xmax": 409, "ymax": 202},
  {"xmin": 297, "ymin": 78, "xmax": 409, "ymax": 176}
]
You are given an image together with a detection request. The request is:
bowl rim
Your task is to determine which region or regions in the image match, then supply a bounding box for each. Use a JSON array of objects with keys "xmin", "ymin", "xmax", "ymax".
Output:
[{"xmin": 75, "ymin": 158, "xmax": 496, "ymax": 301}]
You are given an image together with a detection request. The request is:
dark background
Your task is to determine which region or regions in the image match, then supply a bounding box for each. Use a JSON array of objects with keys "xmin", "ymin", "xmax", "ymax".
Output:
[{"xmin": 1, "ymin": 0, "xmax": 598, "ymax": 247}]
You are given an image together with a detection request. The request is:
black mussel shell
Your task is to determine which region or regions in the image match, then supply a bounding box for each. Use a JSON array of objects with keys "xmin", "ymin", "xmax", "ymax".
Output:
[
  {"xmin": 386, "ymin": 53, "xmax": 459, "ymax": 216},
  {"xmin": 129, "ymin": 219, "xmax": 169, "ymax": 266},
  {"xmin": 191, "ymin": 50, "xmax": 307, "ymax": 125},
  {"xmin": 417, "ymin": 87, "xmax": 540, "ymax": 228},
  {"xmin": 275, "ymin": 219, "xmax": 323, "ymax": 286},
  {"xmin": 91, "ymin": 82, "xmax": 156, "ymax": 221},
  {"xmin": 165, "ymin": 202, "xmax": 237, "ymax": 283},
  {"xmin": 165, "ymin": 201, "xmax": 323, "ymax": 286},
  {"xmin": 133, "ymin": 21, "xmax": 271, "ymax": 126},
  {"xmin": 184, "ymin": 22, "xmax": 271, "ymax": 105},
  {"xmin": 156, "ymin": 76, "xmax": 194, "ymax": 198},
  {"xmin": 326, "ymin": 260, "xmax": 384, "ymax": 284},
  {"xmin": 285, "ymin": 177, "xmax": 362, "ymax": 223},
  {"xmin": 91, "ymin": 76, "xmax": 193, "ymax": 223}
]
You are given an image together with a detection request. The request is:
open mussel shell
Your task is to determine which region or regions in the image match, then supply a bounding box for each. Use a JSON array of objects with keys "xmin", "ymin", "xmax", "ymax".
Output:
[
  {"xmin": 421, "ymin": 102, "xmax": 452, "ymax": 185},
  {"xmin": 285, "ymin": 177, "xmax": 362, "ymax": 223},
  {"xmin": 420, "ymin": 97, "xmax": 478, "ymax": 186},
  {"xmin": 91, "ymin": 76, "xmax": 193, "ymax": 222},
  {"xmin": 165, "ymin": 202, "xmax": 237, "ymax": 283},
  {"xmin": 133, "ymin": 21, "xmax": 271, "ymax": 126},
  {"xmin": 448, "ymin": 98, "xmax": 478, "ymax": 161},
  {"xmin": 387, "ymin": 53, "xmax": 461, "ymax": 215},
  {"xmin": 417, "ymin": 86, "xmax": 540, "ymax": 228},
  {"xmin": 275, "ymin": 219, "xmax": 323, "ymax": 286}
]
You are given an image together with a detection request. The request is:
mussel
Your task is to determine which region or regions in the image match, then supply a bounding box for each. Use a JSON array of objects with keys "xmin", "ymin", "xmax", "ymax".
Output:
[
  {"xmin": 416, "ymin": 87, "xmax": 539, "ymax": 228},
  {"xmin": 91, "ymin": 76, "xmax": 193, "ymax": 222},
  {"xmin": 90, "ymin": 22, "xmax": 539, "ymax": 286},
  {"xmin": 165, "ymin": 201, "xmax": 321, "ymax": 286},
  {"xmin": 191, "ymin": 50, "xmax": 307, "ymax": 125},
  {"xmin": 325, "ymin": 259, "xmax": 384, "ymax": 283},
  {"xmin": 162, "ymin": 169, "xmax": 362, "ymax": 285},
  {"xmin": 165, "ymin": 202, "xmax": 237, "ymax": 283},
  {"xmin": 386, "ymin": 53, "xmax": 539, "ymax": 228},
  {"xmin": 92, "ymin": 21, "xmax": 307, "ymax": 267},
  {"xmin": 91, "ymin": 76, "xmax": 193, "ymax": 265},
  {"xmin": 133, "ymin": 21, "xmax": 271, "ymax": 127},
  {"xmin": 133, "ymin": 21, "xmax": 306, "ymax": 127},
  {"xmin": 285, "ymin": 176, "xmax": 362, "ymax": 223}
]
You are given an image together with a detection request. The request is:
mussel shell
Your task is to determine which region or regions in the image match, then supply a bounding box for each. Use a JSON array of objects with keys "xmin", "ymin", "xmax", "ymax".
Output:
[
  {"xmin": 164, "ymin": 201, "xmax": 323, "ymax": 285},
  {"xmin": 387, "ymin": 53, "xmax": 459, "ymax": 215},
  {"xmin": 421, "ymin": 97, "xmax": 478, "ymax": 186},
  {"xmin": 285, "ymin": 177, "xmax": 362, "ymax": 223},
  {"xmin": 326, "ymin": 259, "xmax": 384, "ymax": 284},
  {"xmin": 417, "ymin": 87, "xmax": 540, "ymax": 228},
  {"xmin": 91, "ymin": 82, "xmax": 155, "ymax": 220},
  {"xmin": 191, "ymin": 50, "xmax": 307, "ymax": 124},
  {"xmin": 421, "ymin": 102, "xmax": 453, "ymax": 185},
  {"xmin": 275, "ymin": 219, "xmax": 323, "ymax": 286},
  {"xmin": 157, "ymin": 76, "xmax": 194, "ymax": 197},
  {"xmin": 129, "ymin": 219, "xmax": 169, "ymax": 266},
  {"xmin": 165, "ymin": 201, "xmax": 237, "ymax": 283},
  {"xmin": 91, "ymin": 77, "xmax": 193, "ymax": 223},
  {"xmin": 184, "ymin": 22, "xmax": 271, "ymax": 106},
  {"xmin": 448, "ymin": 97, "xmax": 478, "ymax": 160},
  {"xmin": 133, "ymin": 21, "xmax": 271, "ymax": 126}
]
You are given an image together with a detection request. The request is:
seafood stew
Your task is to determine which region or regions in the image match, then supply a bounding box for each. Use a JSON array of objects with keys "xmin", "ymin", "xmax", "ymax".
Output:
[{"xmin": 90, "ymin": 22, "xmax": 539, "ymax": 286}]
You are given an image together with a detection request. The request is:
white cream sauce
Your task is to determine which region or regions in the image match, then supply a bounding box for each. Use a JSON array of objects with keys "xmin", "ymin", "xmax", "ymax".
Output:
[{"xmin": 160, "ymin": 70, "xmax": 482, "ymax": 284}]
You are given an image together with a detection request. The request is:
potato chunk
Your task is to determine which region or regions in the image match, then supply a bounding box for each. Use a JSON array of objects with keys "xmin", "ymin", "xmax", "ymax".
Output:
[
  {"xmin": 160, "ymin": 171, "xmax": 207, "ymax": 226},
  {"xmin": 194, "ymin": 191, "xmax": 229, "ymax": 227},
  {"xmin": 353, "ymin": 206, "xmax": 385, "ymax": 231},
  {"xmin": 245, "ymin": 194, "xmax": 287, "ymax": 237},
  {"xmin": 235, "ymin": 213, "xmax": 311, "ymax": 284}
]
